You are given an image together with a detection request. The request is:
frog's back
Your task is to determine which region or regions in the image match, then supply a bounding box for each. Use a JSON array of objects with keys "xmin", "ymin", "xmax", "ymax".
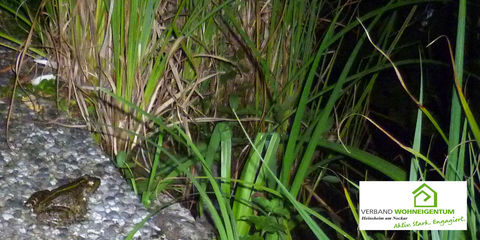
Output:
[{"xmin": 47, "ymin": 187, "xmax": 87, "ymax": 209}]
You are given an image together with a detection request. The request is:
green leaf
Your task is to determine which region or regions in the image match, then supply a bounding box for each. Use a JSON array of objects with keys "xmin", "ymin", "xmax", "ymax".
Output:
[
  {"xmin": 243, "ymin": 216, "xmax": 285, "ymax": 234},
  {"xmin": 252, "ymin": 197, "xmax": 290, "ymax": 219},
  {"xmin": 116, "ymin": 151, "xmax": 127, "ymax": 168},
  {"xmin": 135, "ymin": 179, "xmax": 148, "ymax": 193},
  {"xmin": 229, "ymin": 95, "xmax": 241, "ymax": 111}
]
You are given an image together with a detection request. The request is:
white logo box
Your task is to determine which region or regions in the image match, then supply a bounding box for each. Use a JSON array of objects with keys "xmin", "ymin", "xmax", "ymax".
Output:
[{"xmin": 359, "ymin": 181, "xmax": 467, "ymax": 230}]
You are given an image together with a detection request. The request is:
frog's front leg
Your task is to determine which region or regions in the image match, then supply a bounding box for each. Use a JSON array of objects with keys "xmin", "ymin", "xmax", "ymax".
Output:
[{"xmin": 36, "ymin": 206, "xmax": 77, "ymax": 226}]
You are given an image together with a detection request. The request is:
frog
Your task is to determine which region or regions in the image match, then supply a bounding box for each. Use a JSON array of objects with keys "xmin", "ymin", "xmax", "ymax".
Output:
[{"xmin": 25, "ymin": 175, "xmax": 101, "ymax": 226}]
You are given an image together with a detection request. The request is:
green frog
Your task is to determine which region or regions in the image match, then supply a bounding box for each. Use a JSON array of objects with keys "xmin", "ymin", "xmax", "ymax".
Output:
[{"xmin": 25, "ymin": 175, "xmax": 101, "ymax": 226}]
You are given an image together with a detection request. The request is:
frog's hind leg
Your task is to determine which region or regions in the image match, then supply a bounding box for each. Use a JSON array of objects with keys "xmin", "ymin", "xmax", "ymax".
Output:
[
  {"xmin": 25, "ymin": 190, "xmax": 51, "ymax": 208},
  {"xmin": 36, "ymin": 206, "xmax": 76, "ymax": 226}
]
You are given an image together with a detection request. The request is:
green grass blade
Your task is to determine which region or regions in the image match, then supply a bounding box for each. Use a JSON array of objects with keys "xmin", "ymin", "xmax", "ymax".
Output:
[
  {"xmin": 0, "ymin": 2, "xmax": 31, "ymax": 26},
  {"xmin": 317, "ymin": 140, "xmax": 406, "ymax": 180},
  {"xmin": 409, "ymin": 50, "xmax": 425, "ymax": 181},
  {"xmin": 446, "ymin": 0, "xmax": 467, "ymax": 182},
  {"xmin": 344, "ymin": 187, "xmax": 369, "ymax": 240},
  {"xmin": 260, "ymin": 133, "xmax": 280, "ymax": 189},
  {"xmin": 142, "ymin": 134, "xmax": 163, "ymax": 207},
  {"xmin": 219, "ymin": 124, "xmax": 232, "ymax": 196},
  {"xmin": 232, "ymin": 133, "xmax": 266, "ymax": 236}
]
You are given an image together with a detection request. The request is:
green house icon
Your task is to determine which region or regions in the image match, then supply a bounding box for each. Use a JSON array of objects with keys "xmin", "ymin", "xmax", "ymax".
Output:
[{"xmin": 412, "ymin": 183, "xmax": 437, "ymax": 207}]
